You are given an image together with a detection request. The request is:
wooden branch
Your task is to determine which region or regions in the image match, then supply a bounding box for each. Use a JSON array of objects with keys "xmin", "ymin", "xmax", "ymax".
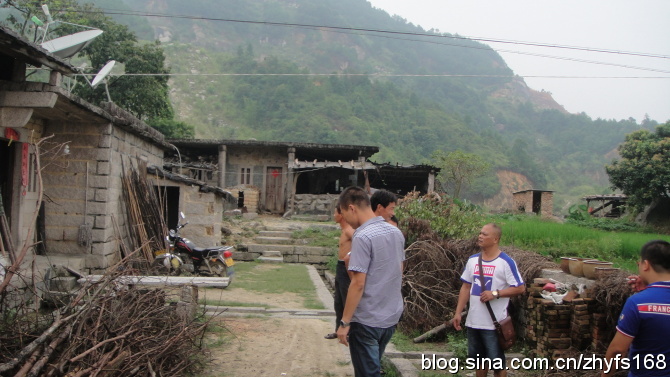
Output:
[
  {"xmin": 412, "ymin": 310, "xmax": 467, "ymax": 343},
  {"xmin": 69, "ymin": 330, "xmax": 135, "ymax": 363}
]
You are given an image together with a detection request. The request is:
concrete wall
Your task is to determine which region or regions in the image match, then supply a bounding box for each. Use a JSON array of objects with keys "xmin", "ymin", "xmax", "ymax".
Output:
[
  {"xmin": 42, "ymin": 120, "xmax": 164, "ymax": 270},
  {"xmin": 224, "ymin": 146, "xmax": 287, "ymax": 213}
]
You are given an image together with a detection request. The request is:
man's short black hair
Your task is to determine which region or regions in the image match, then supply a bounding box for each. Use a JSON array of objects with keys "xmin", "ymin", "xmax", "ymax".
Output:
[
  {"xmin": 640, "ymin": 240, "xmax": 670, "ymax": 273},
  {"xmin": 370, "ymin": 189, "xmax": 397, "ymax": 211},
  {"xmin": 338, "ymin": 186, "xmax": 371, "ymax": 210}
]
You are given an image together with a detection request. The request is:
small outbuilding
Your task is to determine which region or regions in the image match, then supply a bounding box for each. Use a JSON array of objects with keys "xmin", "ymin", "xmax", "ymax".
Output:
[{"xmin": 513, "ymin": 189, "xmax": 554, "ymax": 218}]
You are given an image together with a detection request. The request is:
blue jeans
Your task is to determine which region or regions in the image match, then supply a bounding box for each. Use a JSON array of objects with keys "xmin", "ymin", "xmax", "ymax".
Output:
[
  {"xmin": 467, "ymin": 327, "xmax": 506, "ymax": 368},
  {"xmin": 349, "ymin": 322, "xmax": 396, "ymax": 377}
]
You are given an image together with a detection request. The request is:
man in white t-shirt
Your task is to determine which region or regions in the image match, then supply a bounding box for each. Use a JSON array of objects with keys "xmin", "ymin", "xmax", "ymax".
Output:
[{"xmin": 452, "ymin": 223, "xmax": 525, "ymax": 377}]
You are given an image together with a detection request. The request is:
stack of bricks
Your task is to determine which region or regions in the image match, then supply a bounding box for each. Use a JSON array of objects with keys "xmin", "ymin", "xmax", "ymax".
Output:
[
  {"xmin": 525, "ymin": 278, "xmax": 547, "ymax": 350},
  {"xmin": 536, "ymin": 301, "xmax": 573, "ymax": 359},
  {"xmin": 524, "ymin": 279, "xmax": 572, "ymax": 358},
  {"xmin": 568, "ymin": 298, "xmax": 594, "ymax": 350},
  {"xmin": 591, "ymin": 312, "xmax": 611, "ymax": 352}
]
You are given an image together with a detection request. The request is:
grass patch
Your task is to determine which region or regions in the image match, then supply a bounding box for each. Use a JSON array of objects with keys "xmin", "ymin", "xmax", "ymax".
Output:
[
  {"xmin": 230, "ymin": 261, "xmax": 325, "ymax": 309},
  {"xmin": 490, "ymin": 215, "xmax": 670, "ymax": 272},
  {"xmin": 391, "ymin": 330, "xmax": 450, "ymax": 353},
  {"xmin": 292, "ymin": 227, "xmax": 340, "ymax": 247}
]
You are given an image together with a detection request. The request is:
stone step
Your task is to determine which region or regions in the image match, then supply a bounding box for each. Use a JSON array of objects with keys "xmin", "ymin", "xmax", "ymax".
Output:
[
  {"xmin": 248, "ymin": 244, "xmax": 295, "ymax": 254},
  {"xmin": 257, "ymin": 256, "xmax": 284, "ymax": 263},
  {"xmin": 258, "ymin": 230, "xmax": 293, "ymax": 238},
  {"xmin": 290, "ymin": 215, "xmax": 331, "ymax": 222},
  {"xmin": 255, "ymin": 236, "xmax": 293, "ymax": 245},
  {"xmin": 262, "ymin": 250, "xmax": 282, "ymax": 258}
]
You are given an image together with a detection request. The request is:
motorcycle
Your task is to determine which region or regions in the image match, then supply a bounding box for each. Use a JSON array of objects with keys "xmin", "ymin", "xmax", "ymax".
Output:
[{"xmin": 153, "ymin": 213, "xmax": 235, "ymax": 281}]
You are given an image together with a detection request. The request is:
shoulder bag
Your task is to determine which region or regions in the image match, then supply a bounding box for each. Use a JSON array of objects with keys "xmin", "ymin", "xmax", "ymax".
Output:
[{"xmin": 478, "ymin": 253, "xmax": 515, "ymax": 351}]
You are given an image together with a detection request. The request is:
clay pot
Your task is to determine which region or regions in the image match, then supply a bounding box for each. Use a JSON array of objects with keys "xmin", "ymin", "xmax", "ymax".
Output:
[
  {"xmin": 568, "ymin": 258, "xmax": 593, "ymax": 277},
  {"xmin": 583, "ymin": 261, "xmax": 613, "ymax": 279},
  {"xmin": 560, "ymin": 257, "xmax": 573, "ymax": 273},
  {"xmin": 594, "ymin": 266, "xmax": 618, "ymax": 280}
]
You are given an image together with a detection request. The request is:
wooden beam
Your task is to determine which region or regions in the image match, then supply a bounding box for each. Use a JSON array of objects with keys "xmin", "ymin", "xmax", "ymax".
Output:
[{"xmin": 78, "ymin": 275, "xmax": 230, "ymax": 288}]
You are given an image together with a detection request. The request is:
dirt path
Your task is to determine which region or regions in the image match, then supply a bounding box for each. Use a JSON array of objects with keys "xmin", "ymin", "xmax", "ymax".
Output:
[
  {"xmin": 199, "ymin": 262, "xmax": 354, "ymax": 377},
  {"xmin": 205, "ymin": 317, "xmax": 353, "ymax": 377}
]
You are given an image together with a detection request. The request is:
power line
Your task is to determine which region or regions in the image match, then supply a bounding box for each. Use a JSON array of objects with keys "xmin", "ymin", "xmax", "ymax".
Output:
[
  {"xmin": 69, "ymin": 71, "xmax": 670, "ymax": 79},
  {"xmin": 64, "ymin": 7, "xmax": 670, "ymax": 61}
]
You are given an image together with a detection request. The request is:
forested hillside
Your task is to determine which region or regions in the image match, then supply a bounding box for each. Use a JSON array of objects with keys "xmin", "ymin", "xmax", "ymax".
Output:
[{"xmin": 90, "ymin": 0, "xmax": 659, "ymax": 211}]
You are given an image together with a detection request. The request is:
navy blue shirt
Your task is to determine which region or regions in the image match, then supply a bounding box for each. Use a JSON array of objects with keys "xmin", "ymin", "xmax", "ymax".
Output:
[{"xmin": 616, "ymin": 280, "xmax": 670, "ymax": 377}]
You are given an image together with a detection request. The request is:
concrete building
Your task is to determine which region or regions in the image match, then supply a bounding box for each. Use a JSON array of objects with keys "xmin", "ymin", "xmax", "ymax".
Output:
[
  {"xmin": 168, "ymin": 139, "xmax": 438, "ymax": 218},
  {"xmin": 0, "ymin": 26, "xmax": 228, "ymax": 274}
]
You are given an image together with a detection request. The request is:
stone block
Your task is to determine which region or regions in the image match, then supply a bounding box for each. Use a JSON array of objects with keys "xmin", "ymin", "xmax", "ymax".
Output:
[
  {"xmin": 91, "ymin": 227, "xmax": 115, "ymax": 242},
  {"xmin": 88, "ymin": 175, "xmax": 109, "ymax": 189},
  {"xmin": 90, "ymin": 242, "xmax": 116, "ymax": 256},
  {"xmin": 94, "ymin": 188, "xmax": 109, "ymax": 202},
  {"xmin": 46, "ymin": 227, "xmax": 79, "ymax": 241},
  {"xmin": 97, "ymin": 161, "xmax": 111, "ymax": 175},
  {"xmin": 93, "ymin": 215, "xmax": 111, "ymax": 229},
  {"xmin": 286, "ymin": 254, "xmax": 302, "ymax": 263},
  {"xmin": 295, "ymin": 246, "xmax": 331, "ymax": 256},
  {"xmin": 49, "ymin": 276, "xmax": 77, "ymax": 291},
  {"xmin": 85, "ymin": 253, "xmax": 114, "ymax": 269},
  {"xmin": 298, "ymin": 255, "xmax": 328, "ymax": 264},
  {"xmin": 46, "ymin": 214, "xmax": 90, "ymax": 228}
]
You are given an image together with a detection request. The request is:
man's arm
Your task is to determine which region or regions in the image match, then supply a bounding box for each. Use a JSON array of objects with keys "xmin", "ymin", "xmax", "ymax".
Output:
[
  {"xmin": 336, "ymin": 271, "xmax": 366, "ymax": 346},
  {"xmin": 452, "ymin": 282, "xmax": 471, "ymax": 331},
  {"xmin": 601, "ymin": 332, "xmax": 633, "ymax": 377}
]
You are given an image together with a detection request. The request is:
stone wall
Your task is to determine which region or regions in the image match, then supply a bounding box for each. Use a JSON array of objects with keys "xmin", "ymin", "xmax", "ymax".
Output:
[
  {"xmin": 293, "ymin": 194, "xmax": 338, "ymax": 216},
  {"xmin": 42, "ymin": 120, "xmax": 164, "ymax": 271},
  {"xmin": 236, "ymin": 244, "xmax": 334, "ymax": 275},
  {"xmin": 178, "ymin": 186, "xmax": 224, "ymax": 248}
]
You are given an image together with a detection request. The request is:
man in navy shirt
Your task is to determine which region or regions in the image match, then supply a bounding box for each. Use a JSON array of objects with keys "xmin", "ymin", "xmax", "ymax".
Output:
[{"xmin": 602, "ymin": 240, "xmax": 670, "ymax": 377}]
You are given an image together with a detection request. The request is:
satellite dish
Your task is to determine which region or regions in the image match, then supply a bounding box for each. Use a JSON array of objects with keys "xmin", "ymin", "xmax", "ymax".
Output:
[
  {"xmin": 40, "ymin": 29, "xmax": 103, "ymax": 58},
  {"xmin": 91, "ymin": 60, "xmax": 116, "ymax": 88}
]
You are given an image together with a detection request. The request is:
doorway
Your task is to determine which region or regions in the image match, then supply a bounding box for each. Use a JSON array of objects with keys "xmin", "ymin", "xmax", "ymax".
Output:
[{"xmin": 265, "ymin": 167, "xmax": 283, "ymax": 213}]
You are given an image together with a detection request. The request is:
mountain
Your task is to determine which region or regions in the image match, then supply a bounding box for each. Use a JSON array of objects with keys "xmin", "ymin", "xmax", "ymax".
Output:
[{"xmin": 90, "ymin": 0, "xmax": 658, "ymax": 212}]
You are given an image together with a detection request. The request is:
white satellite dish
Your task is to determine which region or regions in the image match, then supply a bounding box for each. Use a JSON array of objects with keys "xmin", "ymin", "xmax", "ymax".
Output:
[
  {"xmin": 40, "ymin": 29, "xmax": 104, "ymax": 59},
  {"xmin": 91, "ymin": 60, "xmax": 116, "ymax": 88}
]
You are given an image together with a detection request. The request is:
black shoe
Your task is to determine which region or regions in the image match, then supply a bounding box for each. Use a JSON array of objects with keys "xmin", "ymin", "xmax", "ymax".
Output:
[{"xmin": 324, "ymin": 333, "xmax": 337, "ymax": 339}]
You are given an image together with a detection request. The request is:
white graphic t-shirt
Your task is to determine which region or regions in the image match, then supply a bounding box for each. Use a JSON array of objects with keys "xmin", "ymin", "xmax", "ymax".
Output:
[{"xmin": 460, "ymin": 252, "xmax": 524, "ymax": 330}]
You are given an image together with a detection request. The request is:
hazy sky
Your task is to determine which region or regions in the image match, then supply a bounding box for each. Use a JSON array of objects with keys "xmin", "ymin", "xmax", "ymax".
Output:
[{"xmin": 366, "ymin": 0, "xmax": 670, "ymax": 123}]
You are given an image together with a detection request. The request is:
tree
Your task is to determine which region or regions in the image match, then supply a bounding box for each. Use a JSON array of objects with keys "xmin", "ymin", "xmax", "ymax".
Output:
[
  {"xmin": 431, "ymin": 150, "xmax": 491, "ymax": 199},
  {"xmin": 606, "ymin": 122, "xmax": 670, "ymax": 211},
  {"xmin": 147, "ymin": 118, "xmax": 195, "ymax": 139}
]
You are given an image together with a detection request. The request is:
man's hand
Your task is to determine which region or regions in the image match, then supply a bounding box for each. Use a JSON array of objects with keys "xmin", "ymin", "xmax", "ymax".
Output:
[
  {"xmin": 480, "ymin": 290, "xmax": 495, "ymax": 302},
  {"xmin": 337, "ymin": 325, "xmax": 350, "ymax": 346},
  {"xmin": 452, "ymin": 313, "xmax": 462, "ymax": 331},
  {"xmin": 626, "ymin": 275, "xmax": 646, "ymax": 293}
]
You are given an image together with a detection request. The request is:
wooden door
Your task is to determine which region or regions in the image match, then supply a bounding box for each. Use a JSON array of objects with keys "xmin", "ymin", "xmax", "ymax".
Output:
[{"xmin": 265, "ymin": 167, "xmax": 283, "ymax": 213}]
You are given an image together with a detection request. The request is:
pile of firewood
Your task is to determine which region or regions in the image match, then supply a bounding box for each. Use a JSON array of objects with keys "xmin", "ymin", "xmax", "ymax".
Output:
[{"xmin": 0, "ymin": 263, "xmax": 212, "ymax": 377}]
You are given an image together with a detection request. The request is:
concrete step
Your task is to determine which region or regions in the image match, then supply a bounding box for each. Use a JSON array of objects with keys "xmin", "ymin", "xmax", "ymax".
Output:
[
  {"xmin": 257, "ymin": 256, "xmax": 284, "ymax": 263},
  {"xmin": 262, "ymin": 250, "xmax": 283, "ymax": 258},
  {"xmin": 255, "ymin": 236, "xmax": 293, "ymax": 245},
  {"xmin": 248, "ymin": 244, "xmax": 294, "ymax": 254},
  {"xmin": 258, "ymin": 230, "xmax": 293, "ymax": 238}
]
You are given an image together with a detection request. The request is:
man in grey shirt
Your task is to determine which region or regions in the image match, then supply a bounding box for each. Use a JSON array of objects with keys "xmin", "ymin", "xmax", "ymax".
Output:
[{"xmin": 336, "ymin": 186, "xmax": 405, "ymax": 377}]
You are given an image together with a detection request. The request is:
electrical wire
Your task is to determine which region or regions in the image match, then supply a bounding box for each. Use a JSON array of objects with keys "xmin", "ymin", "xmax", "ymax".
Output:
[{"xmin": 64, "ymin": 7, "xmax": 670, "ymax": 60}]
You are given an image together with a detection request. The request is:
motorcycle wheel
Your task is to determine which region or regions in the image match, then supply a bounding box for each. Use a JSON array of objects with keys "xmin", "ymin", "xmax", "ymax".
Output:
[
  {"xmin": 151, "ymin": 258, "xmax": 181, "ymax": 276},
  {"xmin": 209, "ymin": 260, "xmax": 228, "ymax": 277}
]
